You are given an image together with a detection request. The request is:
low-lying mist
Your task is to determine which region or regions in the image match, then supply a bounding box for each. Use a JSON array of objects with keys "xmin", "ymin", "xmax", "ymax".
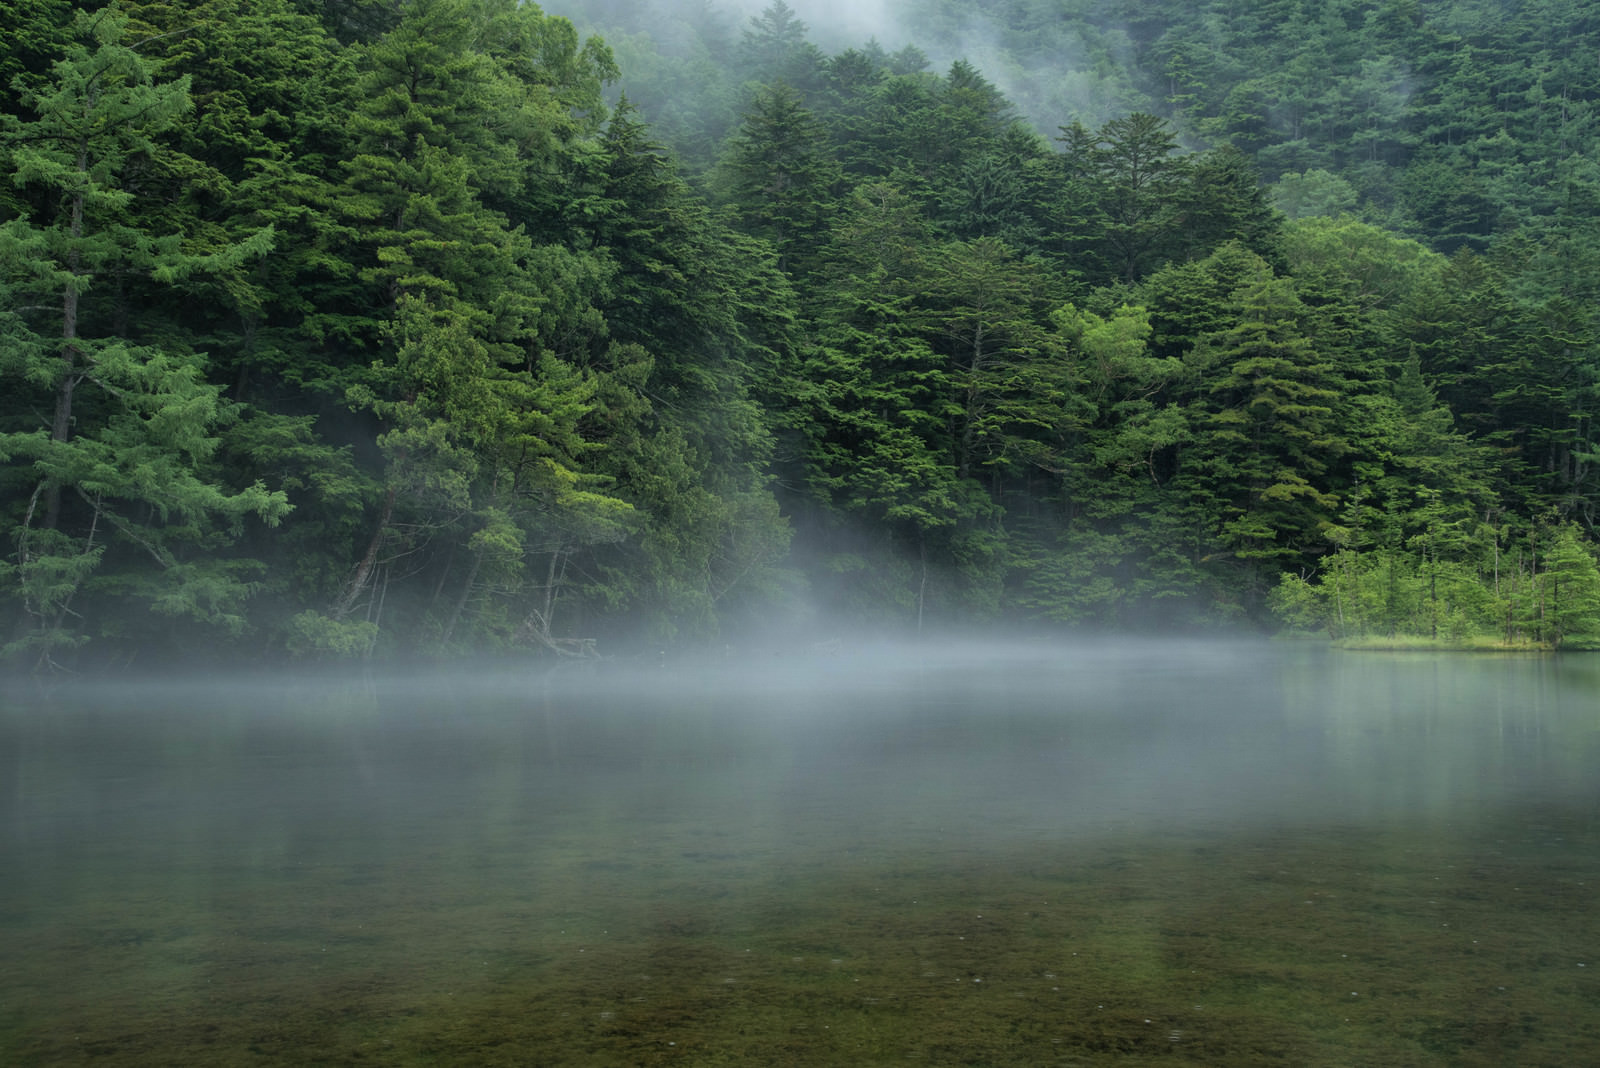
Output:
[{"xmin": 8, "ymin": 638, "xmax": 1594, "ymax": 859}]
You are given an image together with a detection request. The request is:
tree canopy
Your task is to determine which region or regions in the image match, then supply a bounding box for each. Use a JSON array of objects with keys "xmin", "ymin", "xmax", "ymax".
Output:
[{"xmin": 6, "ymin": 0, "xmax": 1600, "ymax": 668}]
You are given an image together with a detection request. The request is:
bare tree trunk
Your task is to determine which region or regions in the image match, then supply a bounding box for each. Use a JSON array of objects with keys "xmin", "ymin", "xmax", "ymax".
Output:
[
  {"xmin": 439, "ymin": 551, "xmax": 482, "ymax": 647},
  {"xmin": 333, "ymin": 487, "xmax": 396, "ymax": 619},
  {"xmin": 1493, "ymin": 525, "xmax": 1500, "ymax": 596},
  {"xmin": 1333, "ymin": 555, "xmax": 1346, "ymax": 637},
  {"xmin": 368, "ymin": 564, "xmax": 389, "ymax": 658},
  {"xmin": 1534, "ymin": 545, "xmax": 1543, "ymax": 644},
  {"xmin": 24, "ymin": 502, "xmax": 99, "ymax": 673},
  {"xmin": 514, "ymin": 549, "xmax": 597, "ymax": 658},
  {"xmin": 44, "ymin": 177, "xmax": 86, "ymax": 533},
  {"xmin": 539, "ymin": 548, "xmax": 562, "ymax": 637},
  {"xmin": 917, "ymin": 537, "xmax": 927, "ymax": 634},
  {"xmin": 958, "ymin": 321, "xmax": 985, "ymax": 480}
]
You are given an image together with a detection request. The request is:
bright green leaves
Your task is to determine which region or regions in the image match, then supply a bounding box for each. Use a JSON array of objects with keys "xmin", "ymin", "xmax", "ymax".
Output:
[
  {"xmin": 1059, "ymin": 302, "xmax": 1165, "ymax": 405},
  {"xmin": 349, "ymin": 0, "xmax": 511, "ymax": 193},
  {"xmin": 2, "ymin": 335, "xmax": 291, "ymax": 664},
  {"xmin": 3, "ymin": 7, "xmax": 192, "ymax": 207},
  {"xmin": 1271, "ymin": 169, "xmax": 1359, "ymax": 220},
  {"xmin": 1537, "ymin": 523, "xmax": 1600, "ymax": 648},
  {"xmin": 1058, "ymin": 301, "xmax": 1178, "ymax": 479},
  {"xmin": 1269, "ymin": 519, "xmax": 1600, "ymax": 650},
  {"xmin": 1269, "ymin": 547, "xmax": 1502, "ymax": 644},
  {"xmin": 348, "ymin": 295, "xmax": 493, "ymax": 512}
]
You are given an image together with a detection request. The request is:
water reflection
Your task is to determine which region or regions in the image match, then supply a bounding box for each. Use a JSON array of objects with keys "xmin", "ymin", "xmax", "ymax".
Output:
[{"xmin": 3, "ymin": 642, "xmax": 1599, "ymax": 1064}]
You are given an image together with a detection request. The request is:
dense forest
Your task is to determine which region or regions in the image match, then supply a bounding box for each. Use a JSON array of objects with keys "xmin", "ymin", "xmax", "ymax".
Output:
[{"xmin": 4, "ymin": 0, "xmax": 1600, "ymax": 670}]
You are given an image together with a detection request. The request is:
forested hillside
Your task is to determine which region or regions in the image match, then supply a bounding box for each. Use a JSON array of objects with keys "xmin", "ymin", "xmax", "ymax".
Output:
[{"xmin": 4, "ymin": 0, "xmax": 1600, "ymax": 670}]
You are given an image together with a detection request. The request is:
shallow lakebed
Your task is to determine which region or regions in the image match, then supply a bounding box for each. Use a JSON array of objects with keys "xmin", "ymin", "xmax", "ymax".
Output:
[{"xmin": 4, "ymin": 640, "xmax": 1599, "ymax": 1065}]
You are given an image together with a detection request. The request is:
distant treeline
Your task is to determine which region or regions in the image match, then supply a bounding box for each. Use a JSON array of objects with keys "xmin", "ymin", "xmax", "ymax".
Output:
[{"xmin": 4, "ymin": 0, "xmax": 1600, "ymax": 671}]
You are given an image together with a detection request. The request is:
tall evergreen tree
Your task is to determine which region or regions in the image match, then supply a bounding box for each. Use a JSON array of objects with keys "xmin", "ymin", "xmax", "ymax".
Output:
[
  {"xmin": 0, "ymin": 5, "xmax": 286, "ymax": 667},
  {"xmin": 1196, "ymin": 274, "xmax": 1347, "ymax": 567},
  {"xmin": 736, "ymin": 0, "xmax": 824, "ymax": 92},
  {"xmin": 720, "ymin": 81, "xmax": 840, "ymax": 277}
]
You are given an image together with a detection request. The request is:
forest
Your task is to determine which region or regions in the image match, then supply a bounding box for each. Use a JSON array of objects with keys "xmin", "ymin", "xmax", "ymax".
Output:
[{"xmin": 4, "ymin": 0, "xmax": 1600, "ymax": 670}]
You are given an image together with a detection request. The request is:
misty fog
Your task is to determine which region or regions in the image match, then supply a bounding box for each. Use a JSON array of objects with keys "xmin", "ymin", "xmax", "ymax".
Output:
[
  {"xmin": 6, "ymin": 640, "xmax": 1600, "ymax": 1062},
  {"xmin": 11, "ymin": 639, "xmax": 1589, "ymax": 850}
]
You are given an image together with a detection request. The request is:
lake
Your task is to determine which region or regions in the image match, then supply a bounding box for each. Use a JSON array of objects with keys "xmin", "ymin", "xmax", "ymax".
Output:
[{"xmin": 3, "ymin": 640, "xmax": 1599, "ymax": 1065}]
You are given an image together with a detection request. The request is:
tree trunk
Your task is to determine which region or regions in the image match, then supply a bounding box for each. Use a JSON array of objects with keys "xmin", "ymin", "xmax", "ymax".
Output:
[
  {"xmin": 43, "ymin": 179, "xmax": 86, "ymax": 532},
  {"xmin": 514, "ymin": 549, "xmax": 597, "ymax": 658},
  {"xmin": 439, "ymin": 551, "xmax": 482, "ymax": 647},
  {"xmin": 333, "ymin": 486, "xmax": 397, "ymax": 619},
  {"xmin": 958, "ymin": 320, "xmax": 985, "ymax": 479},
  {"xmin": 916, "ymin": 537, "xmax": 927, "ymax": 634}
]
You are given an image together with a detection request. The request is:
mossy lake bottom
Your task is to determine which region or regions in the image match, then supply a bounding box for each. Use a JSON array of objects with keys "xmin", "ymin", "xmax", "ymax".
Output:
[{"xmin": 4, "ymin": 641, "xmax": 1599, "ymax": 1065}]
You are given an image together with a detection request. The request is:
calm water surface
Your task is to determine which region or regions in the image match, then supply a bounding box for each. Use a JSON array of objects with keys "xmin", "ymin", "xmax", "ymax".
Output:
[{"xmin": 3, "ymin": 640, "xmax": 1599, "ymax": 1065}]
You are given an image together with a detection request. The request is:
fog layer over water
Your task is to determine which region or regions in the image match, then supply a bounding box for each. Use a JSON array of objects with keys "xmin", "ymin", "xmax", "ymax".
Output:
[
  {"xmin": 10, "ymin": 640, "xmax": 1586, "ymax": 852},
  {"xmin": 4, "ymin": 640, "xmax": 1599, "ymax": 1064}
]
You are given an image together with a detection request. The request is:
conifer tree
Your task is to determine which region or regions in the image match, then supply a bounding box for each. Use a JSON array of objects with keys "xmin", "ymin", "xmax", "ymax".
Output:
[
  {"xmin": 721, "ymin": 82, "xmax": 840, "ymax": 277},
  {"xmin": 736, "ymin": 1, "xmax": 823, "ymax": 91},
  {"xmin": 0, "ymin": 5, "xmax": 286, "ymax": 667},
  {"xmin": 1538, "ymin": 523, "xmax": 1600, "ymax": 648},
  {"xmin": 1197, "ymin": 275, "xmax": 1346, "ymax": 565}
]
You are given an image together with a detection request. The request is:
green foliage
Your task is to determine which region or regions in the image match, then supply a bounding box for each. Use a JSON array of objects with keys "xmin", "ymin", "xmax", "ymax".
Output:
[
  {"xmin": 1537, "ymin": 523, "xmax": 1600, "ymax": 649},
  {"xmin": 8, "ymin": 0, "xmax": 1600, "ymax": 666},
  {"xmin": 1271, "ymin": 169, "xmax": 1359, "ymax": 219},
  {"xmin": 718, "ymin": 81, "xmax": 840, "ymax": 277},
  {"xmin": 0, "ymin": 4, "xmax": 288, "ymax": 668},
  {"xmin": 1269, "ymin": 516, "xmax": 1600, "ymax": 650},
  {"xmin": 285, "ymin": 609, "xmax": 379, "ymax": 659}
]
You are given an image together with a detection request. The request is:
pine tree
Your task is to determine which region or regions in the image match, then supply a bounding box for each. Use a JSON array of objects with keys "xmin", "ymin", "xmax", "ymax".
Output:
[{"xmin": 0, "ymin": 6, "xmax": 286, "ymax": 667}]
